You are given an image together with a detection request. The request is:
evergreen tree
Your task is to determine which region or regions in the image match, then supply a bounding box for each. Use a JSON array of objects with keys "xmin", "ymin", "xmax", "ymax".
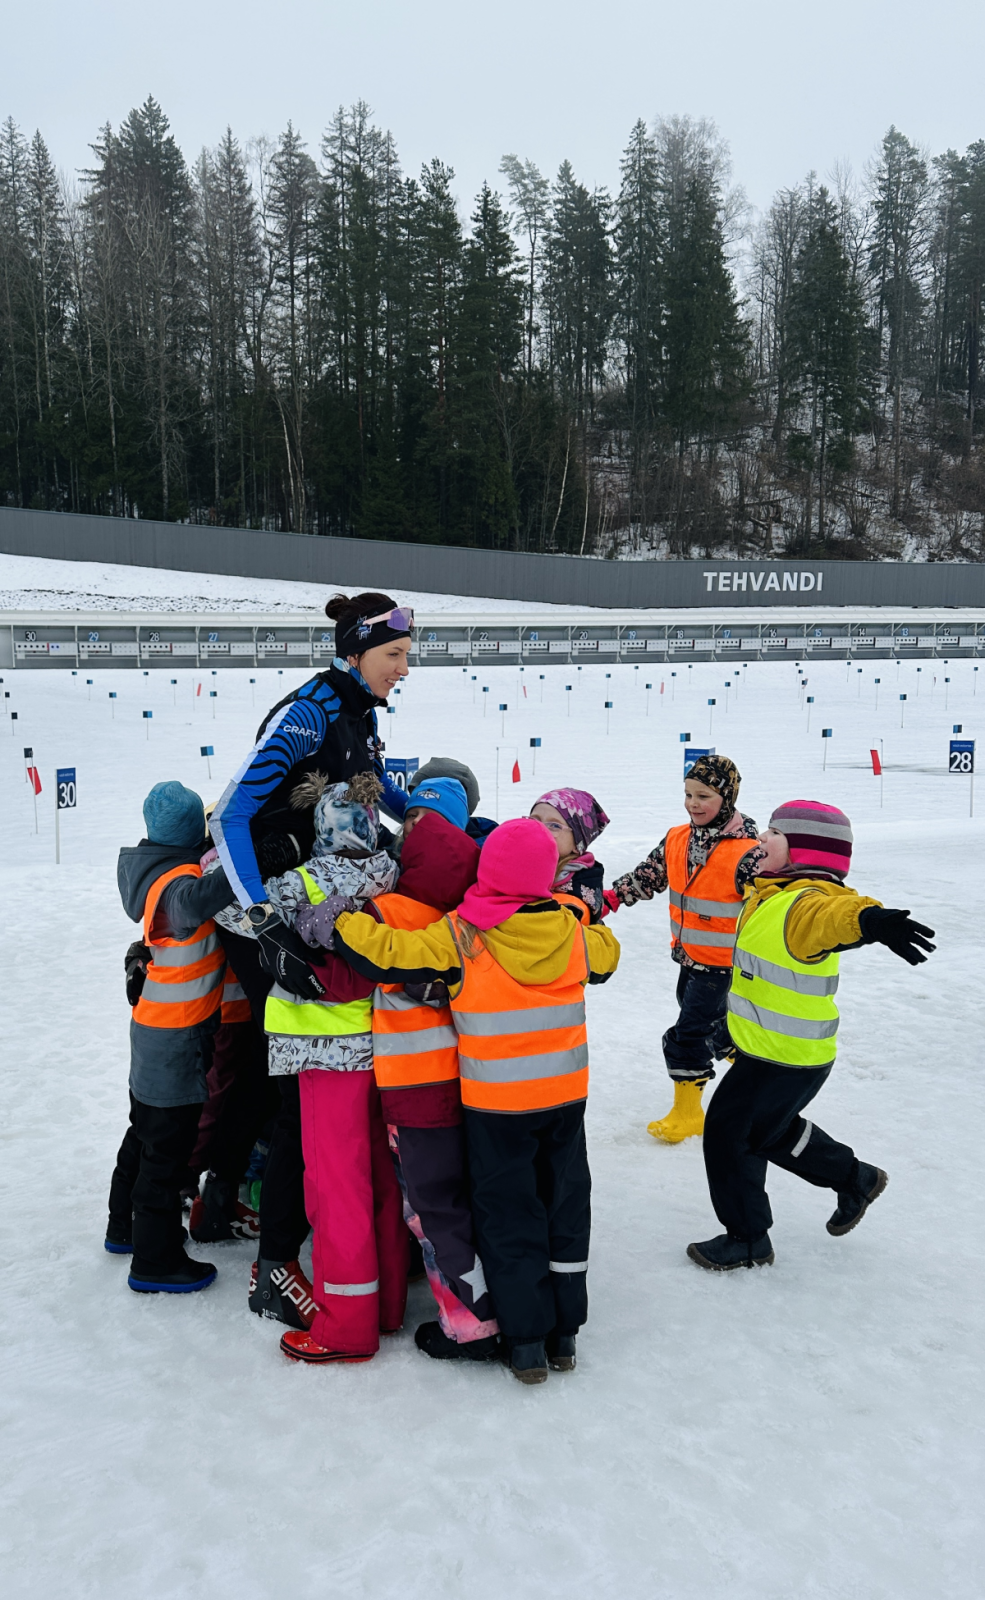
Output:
[
  {"xmin": 786, "ymin": 186, "xmax": 872, "ymax": 544},
  {"xmin": 614, "ymin": 120, "xmax": 662, "ymax": 537},
  {"xmin": 868, "ymin": 127, "xmax": 929, "ymax": 510}
]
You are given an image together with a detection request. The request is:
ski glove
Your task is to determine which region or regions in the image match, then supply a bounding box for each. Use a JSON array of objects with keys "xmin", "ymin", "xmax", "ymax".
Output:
[
  {"xmin": 255, "ymin": 831, "xmax": 303, "ymax": 880},
  {"xmin": 858, "ymin": 907, "xmax": 936, "ymax": 966},
  {"xmin": 295, "ymin": 895, "xmax": 357, "ymax": 952},
  {"xmin": 125, "ymin": 940, "xmax": 150, "ymax": 1006},
  {"xmin": 256, "ymin": 914, "xmax": 327, "ymax": 1000},
  {"xmin": 403, "ymin": 978, "xmax": 451, "ymax": 1005},
  {"xmin": 601, "ymin": 889, "xmax": 622, "ymax": 918}
]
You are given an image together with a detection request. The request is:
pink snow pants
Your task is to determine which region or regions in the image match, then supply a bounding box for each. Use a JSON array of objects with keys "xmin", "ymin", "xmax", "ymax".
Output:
[{"xmin": 298, "ymin": 1069, "xmax": 408, "ymax": 1355}]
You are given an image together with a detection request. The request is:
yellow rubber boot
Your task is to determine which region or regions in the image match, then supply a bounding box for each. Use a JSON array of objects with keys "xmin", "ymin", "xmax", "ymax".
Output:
[{"xmin": 647, "ymin": 1081, "xmax": 706, "ymax": 1143}]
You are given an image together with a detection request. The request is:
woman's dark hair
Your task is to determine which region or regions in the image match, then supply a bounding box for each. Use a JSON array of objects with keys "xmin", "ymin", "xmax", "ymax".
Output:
[{"xmin": 324, "ymin": 592, "xmax": 397, "ymax": 628}]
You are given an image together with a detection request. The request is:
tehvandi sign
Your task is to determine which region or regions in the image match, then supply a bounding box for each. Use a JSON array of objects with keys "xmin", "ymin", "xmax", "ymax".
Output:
[{"xmin": 701, "ymin": 569, "xmax": 824, "ymax": 596}]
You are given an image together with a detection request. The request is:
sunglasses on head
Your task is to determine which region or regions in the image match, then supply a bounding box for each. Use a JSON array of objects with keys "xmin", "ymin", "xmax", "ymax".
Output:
[{"xmin": 356, "ymin": 606, "xmax": 415, "ymax": 640}]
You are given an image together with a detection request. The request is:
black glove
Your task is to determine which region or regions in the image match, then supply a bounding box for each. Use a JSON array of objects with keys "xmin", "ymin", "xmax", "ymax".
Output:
[
  {"xmin": 256, "ymin": 913, "xmax": 327, "ymax": 1000},
  {"xmin": 125, "ymin": 940, "xmax": 150, "ymax": 1006},
  {"xmin": 403, "ymin": 978, "xmax": 451, "ymax": 1005},
  {"xmin": 858, "ymin": 907, "xmax": 936, "ymax": 966},
  {"xmin": 255, "ymin": 832, "xmax": 303, "ymax": 879}
]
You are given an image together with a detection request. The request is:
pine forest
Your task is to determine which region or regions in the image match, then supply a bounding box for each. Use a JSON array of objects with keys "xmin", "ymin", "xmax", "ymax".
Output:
[{"xmin": 1, "ymin": 100, "xmax": 984, "ymax": 561}]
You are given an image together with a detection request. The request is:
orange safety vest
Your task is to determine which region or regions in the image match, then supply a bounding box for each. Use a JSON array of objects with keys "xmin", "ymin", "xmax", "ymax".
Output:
[
  {"xmin": 221, "ymin": 962, "xmax": 252, "ymax": 1025},
  {"xmin": 132, "ymin": 865, "xmax": 224, "ymax": 1030},
  {"xmin": 370, "ymin": 892, "xmax": 460, "ymax": 1090},
  {"xmin": 447, "ymin": 909, "xmax": 590, "ymax": 1114},
  {"xmin": 664, "ymin": 823, "xmax": 750, "ymax": 967}
]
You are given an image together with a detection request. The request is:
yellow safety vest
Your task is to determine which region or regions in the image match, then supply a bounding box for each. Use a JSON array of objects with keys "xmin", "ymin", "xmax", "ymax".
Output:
[
  {"xmin": 264, "ymin": 866, "xmax": 372, "ymax": 1039},
  {"xmin": 727, "ymin": 887, "xmax": 840, "ymax": 1069}
]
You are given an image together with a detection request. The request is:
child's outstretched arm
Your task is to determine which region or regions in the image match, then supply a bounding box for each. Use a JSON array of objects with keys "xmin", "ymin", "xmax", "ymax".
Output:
[
  {"xmin": 607, "ymin": 835, "xmax": 670, "ymax": 910},
  {"xmin": 333, "ymin": 909, "xmax": 464, "ymax": 992},
  {"xmin": 783, "ymin": 888, "xmax": 885, "ymax": 962}
]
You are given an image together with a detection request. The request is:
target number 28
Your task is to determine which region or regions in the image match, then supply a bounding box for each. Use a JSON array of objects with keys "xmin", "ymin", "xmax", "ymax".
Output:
[{"xmin": 949, "ymin": 744, "xmax": 975, "ymax": 774}]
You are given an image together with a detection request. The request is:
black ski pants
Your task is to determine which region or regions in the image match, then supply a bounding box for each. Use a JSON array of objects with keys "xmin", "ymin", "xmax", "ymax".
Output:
[
  {"xmin": 464, "ymin": 1102, "xmax": 590, "ymax": 1345},
  {"xmin": 662, "ymin": 964, "xmax": 732, "ymax": 1083},
  {"xmin": 703, "ymin": 1051, "xmax": 859, "ymax": 1241},
  {"xmin": 259, "ymin": 1075, "xmax": 310, "ymax": 1261},
  {"xmin": 207, "ymin": 929, "xmax": 280, "ymax": 1186},
  {"xmin": 392, "ymin": 1123, "xmax": 496, "ymax": 1326},
  {"xmin": 109, "ymin": 1094, "xmax": 203, "ymax": 1275}
]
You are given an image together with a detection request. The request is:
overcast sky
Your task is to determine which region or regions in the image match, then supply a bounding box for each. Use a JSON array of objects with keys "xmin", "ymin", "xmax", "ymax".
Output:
[{"xmin": 6, "ymin": 0, "xmax": 984, "ymax": 222}]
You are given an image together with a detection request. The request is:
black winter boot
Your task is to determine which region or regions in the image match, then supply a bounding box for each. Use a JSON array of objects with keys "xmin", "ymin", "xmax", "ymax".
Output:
[
  {"xmin": 414, "ymin": 1321, "xmax": 500, "ymax": 1361},
  {"xmin": 510, "ymin": 1340, "xmax": 549, "ymax": 1384},
  {"xmin": 546, "ymin": 1332, "xmax": 577, "ymax": 1372},
  {"xmin": 827, "ymin": 1165, "xmax": 888, "ymax": 1236},
  {"xmin": 128, "ymin": 1255, "xmax": 217, "ymax": 1293},
  {"xmin": 104, "ymin": 1219, "xmax": 133, "ymax": 1255},
  {"xmin": 249, "ymin": 1258, "xmax": 318, "ymax": 1329},
  {"xmin": 687, "ymin": 1233, "xmax": 775, "ymax": 1271},
  {"xmin": 189, "ymin": 1176, "xmax": 260, "ymax": 1243}
]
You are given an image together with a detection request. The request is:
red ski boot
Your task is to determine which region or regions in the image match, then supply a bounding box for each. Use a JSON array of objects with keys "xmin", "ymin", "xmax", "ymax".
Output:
[
  {"xmin": 280, "ymin": 1330, "xmax": 374, "ymax": 1364},
  {"xmin": 189, "ymin": 1177, "xmax": 260, "ymax": 1244}
]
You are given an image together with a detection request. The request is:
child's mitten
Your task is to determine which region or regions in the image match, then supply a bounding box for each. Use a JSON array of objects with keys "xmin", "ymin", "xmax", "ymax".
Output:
[
  {"xmin": 858, "ymin": 907, "xmax": 936, "ymax": 965},
  {"xmin": 601, "ymin": 889, "xmax": 622, "ymax": 918},
  {"xmin": 296, "ymin": 895, "xmax": 357, "ymax": 951},
  {"xmin": 125, "ymin": 940, "xmax": 150, "ymax": 1006}
]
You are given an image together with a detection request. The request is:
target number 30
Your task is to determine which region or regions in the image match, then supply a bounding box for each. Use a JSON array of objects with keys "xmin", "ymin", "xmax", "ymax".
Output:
[{"xmin": 57, "ymin": 768, "xmax": 77, "ymax": 808}]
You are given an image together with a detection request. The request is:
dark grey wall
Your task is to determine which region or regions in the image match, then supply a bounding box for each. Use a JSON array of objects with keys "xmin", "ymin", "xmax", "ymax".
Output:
[{"xmin": 2, "ymin": 505, "xmax": 983, "ymax": 608}]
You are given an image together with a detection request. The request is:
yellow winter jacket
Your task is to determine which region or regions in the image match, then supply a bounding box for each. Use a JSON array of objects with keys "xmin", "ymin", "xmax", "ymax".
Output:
[
  {"xmin": 333, "ymin": 900, "xmax": 620, "ymax": 997},
  {"xmin": 740, "ymin": 877, "xmax": 883, "ymax": 963}
]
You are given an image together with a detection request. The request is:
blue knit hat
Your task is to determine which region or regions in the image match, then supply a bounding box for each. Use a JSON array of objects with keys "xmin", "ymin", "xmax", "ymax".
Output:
[
  {"xmin": 406, "ymin": 776, "xmax": 469, "ymax": 832},
  {"xmin": 143, "ymin": 781, "xmax": 206, "ymax": 848}
]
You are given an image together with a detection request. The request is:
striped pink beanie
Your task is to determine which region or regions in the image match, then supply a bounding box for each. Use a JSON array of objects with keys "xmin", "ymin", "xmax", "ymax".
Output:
[{"xmin": 769, "ymin": 800, "xmax": 853, "ymax": 880}]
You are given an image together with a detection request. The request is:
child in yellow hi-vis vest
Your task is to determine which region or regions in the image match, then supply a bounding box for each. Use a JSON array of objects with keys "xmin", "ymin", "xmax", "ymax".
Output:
[{"xmin": 687, "ymin": 799, "xmax": 935, "ymax": 1272}]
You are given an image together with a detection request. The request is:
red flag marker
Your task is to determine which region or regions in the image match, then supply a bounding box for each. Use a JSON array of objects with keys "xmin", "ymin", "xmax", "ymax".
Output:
[
  {"xmin": 869, "ymin": 748, "xmax": 882, "ymax": 775},
  {"xmin": 196, "ymin": 683, "xmax": 202, "ymax": 697},
  {"xmin": 512, "ymin": 760, "xmax": 521, "ymax": 783},
  {"xmin": 27, "ymin": 765, "xmax": 42, "ymax": 795}
]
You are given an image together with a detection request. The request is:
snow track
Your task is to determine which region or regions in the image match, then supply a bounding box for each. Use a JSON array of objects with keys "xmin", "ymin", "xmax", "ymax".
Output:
[{"xmin": 0, "ymin": 632, "xmax": 982, "ymax": 1598}]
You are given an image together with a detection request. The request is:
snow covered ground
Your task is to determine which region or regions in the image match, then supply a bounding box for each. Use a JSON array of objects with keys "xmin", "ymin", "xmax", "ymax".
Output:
[
  {"xmin": 1, "ymin": 641, "xmax": 983, "ymax": 1598},
  {"xmin": 0, "ymin": 550, "xmax": 597, "ymax": 615}
]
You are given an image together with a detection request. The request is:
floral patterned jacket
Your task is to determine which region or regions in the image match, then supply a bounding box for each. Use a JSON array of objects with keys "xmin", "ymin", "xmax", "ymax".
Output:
[{"xmin": 611, "ymin": 812, "xmax": 763, "ymax": 970}]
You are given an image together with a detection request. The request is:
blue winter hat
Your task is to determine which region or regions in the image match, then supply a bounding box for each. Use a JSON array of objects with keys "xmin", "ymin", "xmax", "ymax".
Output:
[
  {"xmin": 143, "ymin": 781, "xmax": 206, "ymax": 848},
  {"xmin": 406, "ymin": 776, "xmax": 469, "ymax": 832}
]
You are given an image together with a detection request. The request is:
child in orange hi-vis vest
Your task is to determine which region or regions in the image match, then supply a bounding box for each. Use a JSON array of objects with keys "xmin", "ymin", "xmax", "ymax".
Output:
[
  {"xmin": 602, "ymin": 755, "xmax": 763, "ymax": 1144},
  {"xmin": 331, "ymin": 817, "xmax": 620, "ymax": 1385},
  {"xmin": 108, "ymin": 782, "xmax": 234, "ymax": 1295}
]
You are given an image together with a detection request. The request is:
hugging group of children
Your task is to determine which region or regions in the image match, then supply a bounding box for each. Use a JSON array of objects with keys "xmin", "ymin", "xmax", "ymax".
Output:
[{"xmin": 107, "ymin": 751, "xmax": 934, "ymax": 1383}]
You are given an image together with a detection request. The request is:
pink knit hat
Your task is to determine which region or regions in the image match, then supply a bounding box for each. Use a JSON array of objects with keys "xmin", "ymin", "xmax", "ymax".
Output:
[
  {"xmin": 457, "ymin": 817, "xmax": 559, "ymax": 930},
  {"xmin": 768, "ymin": 800, "xmax": 853, "ymax": 881}
]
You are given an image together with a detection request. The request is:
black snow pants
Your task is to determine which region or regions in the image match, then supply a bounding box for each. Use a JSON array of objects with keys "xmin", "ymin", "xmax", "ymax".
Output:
[
  {"xmin": 464, "ymin": 1102, "xmax": 590, "ymax": 1345},
  {"xmin": 703, "ymin": 1050, "xmax": 860, "ymax": 1241},
  {"xmin": 207, "ymin": 929, "xmax": 280, "ymax": 1187},
  {"xmin": 390, "ymin": 1123, "xmax": 496, "ymax": 1329},
  {"xmin": 258, "ymin": 1076, "xmax": 310, "ymax": 1261},
  {"xmin": 109, "ymin": 1093, "xmax": 203, "ymax": 1274},
  {"xmin": 662, "ymin": 964, "xmax": 733, "ymax": 1083}
]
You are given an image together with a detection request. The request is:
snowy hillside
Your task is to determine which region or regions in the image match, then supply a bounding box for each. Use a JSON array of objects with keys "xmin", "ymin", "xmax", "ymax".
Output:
[
  {"xmin": 1, "ymin": 647, "xmax": 982, "ymax": 1598},
  {"xmin": 0, "ymin": 550, "xmax": 597, "ymax": 616}
]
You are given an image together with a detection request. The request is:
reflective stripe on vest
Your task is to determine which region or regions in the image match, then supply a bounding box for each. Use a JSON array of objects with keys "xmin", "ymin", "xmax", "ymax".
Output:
[
  {"xmin": 369, "ymin": 892, "xmax": 461, "ymax": 1090},
  {"xmin": 448, "ymin": 911, "xmax": 589, "ymax": 1113},
  {"xmin": 665, "ymin": 825, "xmax": 749, "ymax": 967},
  {"xmin": 727, "ymin": 888, "xmax": 841, "ymax": 1068},
  {"xmin": 221, "ymin": 963, "xmax": 253, "ymax": 1025},
  {"xmin": 263, "ymin": 865, "xmax": 372, "ymax": 1039},
  {"xmin": 132, "ymin": 864, "xmax": 224, "ymax": 1030}
]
